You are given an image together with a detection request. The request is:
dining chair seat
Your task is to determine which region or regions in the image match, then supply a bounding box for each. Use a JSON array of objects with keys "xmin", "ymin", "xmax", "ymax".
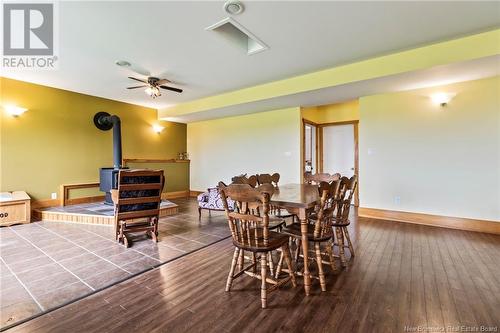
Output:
[
  {"xmin": 281, "ymin": 223, "xmax": 334, "ymax": 242},
  {"xmin": 232, "ymin": 229, "xmax": 290, "ymax": 252}
]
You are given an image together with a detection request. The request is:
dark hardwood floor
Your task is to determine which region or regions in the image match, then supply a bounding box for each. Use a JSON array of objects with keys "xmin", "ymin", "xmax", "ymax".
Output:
[{"xmin": 5, "ymin": 204, "xmax": 500, "ymax": 333}]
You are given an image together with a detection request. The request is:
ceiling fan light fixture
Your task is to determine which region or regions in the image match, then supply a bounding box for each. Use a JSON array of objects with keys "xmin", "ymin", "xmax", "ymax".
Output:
[
  {"xmin": 145, "ymin": 86, "xmax": 161, "ymax": 98},
  {"xmin": 223, "ymin": 1, "xmax": 244, "ymax": 15}
]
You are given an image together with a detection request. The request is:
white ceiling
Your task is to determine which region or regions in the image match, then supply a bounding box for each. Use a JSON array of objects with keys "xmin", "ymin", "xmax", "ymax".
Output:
[{"xmin": 3, "ymin": 1, "xmax": 500, "ymax": 109}]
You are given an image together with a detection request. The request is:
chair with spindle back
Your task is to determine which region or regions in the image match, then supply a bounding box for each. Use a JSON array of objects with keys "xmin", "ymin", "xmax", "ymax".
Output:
[
  {"xmin": 111, "ymin": 169, "xmax": 164, "ymax": 248},
  {"xmin": 257, "ymin": 173, "xmax": 296, "ymax": 223},
  {"xmin": 332, "ymin": 175, "xmax": 358, "ymax": 266},
  {"xmin": 219, "ymin": 183, "xmax": 296, "ymax": 309},
  {"xmin": 280, "ymin": 180, "xmax": 341, "ymax": 291},
  {"xmin": 256, "ymin": 173, "xmax": 280, "ymax": 187},
  {"xmin": 304, "ymin": 172, "xmax": 341, "ymax": 185},
  {"xmin": 231, "ymin": 174, "xmax": 258, "ymax": 187}
]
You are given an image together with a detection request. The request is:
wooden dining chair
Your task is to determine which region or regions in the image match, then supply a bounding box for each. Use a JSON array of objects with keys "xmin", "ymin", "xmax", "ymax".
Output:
[
  {"xmin": 304, "ymin": 172, "xmax": 341, "ymax": 185},
  {"xmin": 280, "ymin": 180, "xmax": 341, "ymax": 291},
  {"xmin": 219, "ymin": 183, "xmax": 296, "ymax": 309},
  {"xmin": 231, "ymin": 174, "xmax": 258, "ymax": 187},
  {"xmin": 332, "ymin": 175, "xmax": 358, "ymax": 266},
  {"xmin": 256, "ymin": 173, "xmax": 280, "ymax": 187},
  {"xmin": 111, "ymin": 169, "xmax": 164, "ymax": 248},
  {"xmin": 257, "ymin": 173, "xmax": 296, "ymax": 223}
]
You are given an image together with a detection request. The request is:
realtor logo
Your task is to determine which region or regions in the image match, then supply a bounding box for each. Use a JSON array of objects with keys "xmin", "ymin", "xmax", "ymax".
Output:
[{"xmin": 2, "ymin": 2, "xmax": 58, "ymax": 69}]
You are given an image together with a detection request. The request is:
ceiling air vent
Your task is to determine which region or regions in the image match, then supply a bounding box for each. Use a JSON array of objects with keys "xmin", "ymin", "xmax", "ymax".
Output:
[{"xmin": 206, "ymin": 17, "xmax": 268, "ymax": 55}]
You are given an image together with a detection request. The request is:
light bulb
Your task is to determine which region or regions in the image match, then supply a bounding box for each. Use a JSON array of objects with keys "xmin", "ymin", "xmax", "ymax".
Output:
[
  {"xmin": 152, "ymin": 124, "xmax": 165, "ymax": 133},
  {"xmin": 4, "ymin": 105, "xmax": 28, "ymax": 117},
  {"xmin": 430, "ymin": 92, "xmax": 456, "ymax": 107}
]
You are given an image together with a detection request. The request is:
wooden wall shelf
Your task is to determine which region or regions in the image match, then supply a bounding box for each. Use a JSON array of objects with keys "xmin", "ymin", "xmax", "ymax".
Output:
[{"xmin": 122, "ymin": 158, "xmax": 190, "ymax": 164}]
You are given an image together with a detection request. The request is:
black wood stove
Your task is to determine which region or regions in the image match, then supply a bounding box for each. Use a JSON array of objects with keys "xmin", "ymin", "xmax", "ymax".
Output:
[{"xmin": 94, "ymin": 112, "xmax": 128, "ymax": 205}]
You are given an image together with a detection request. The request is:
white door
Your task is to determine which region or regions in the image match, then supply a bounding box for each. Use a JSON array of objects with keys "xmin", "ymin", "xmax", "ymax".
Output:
[{"xmin": 322, "ymin": 124, "xmax": 355, "ymax": 177}]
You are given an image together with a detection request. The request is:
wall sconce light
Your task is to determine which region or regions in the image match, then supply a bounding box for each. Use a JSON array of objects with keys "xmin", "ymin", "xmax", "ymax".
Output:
[
  {"xmin": 152, "ymin": 124, "xmax": 165, "ymax": 134},
  {"xmin": 4, "ymin": 105, "xmax": 28, "ymax": 117},
  {"xmin": 430, "ymin": 92, "xmax": 456, "ymax": 107}
]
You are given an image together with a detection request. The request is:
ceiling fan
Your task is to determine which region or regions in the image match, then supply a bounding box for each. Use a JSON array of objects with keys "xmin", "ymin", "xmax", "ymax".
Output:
[{"xmin": 127, "ymin": 76, "xmax": 183, "ymax": 98}]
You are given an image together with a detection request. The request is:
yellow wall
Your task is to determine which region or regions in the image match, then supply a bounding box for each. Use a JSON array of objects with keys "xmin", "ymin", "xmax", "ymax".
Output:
[
  {"xmin": 160, "ymin": 29, "xmax": 500, "ymax": 118},
  {"xmin": 302, "ymin": 100, "xmax": 359, "ymax": 124},
  {"xmin": 359, "ymin": 76, "xmax": 500, "ymax": 221},
  {"xmin": 187, "ymin": 107, "xmax": 301, "ymax": 191},
  {"xmin": 0, "ymin": 78, "xmax": 188, "ymax": 201}
]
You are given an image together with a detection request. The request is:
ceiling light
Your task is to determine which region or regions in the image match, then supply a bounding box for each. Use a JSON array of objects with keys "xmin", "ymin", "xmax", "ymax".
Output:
[
  {"xmin": 115, "ymin": 60, "xmax": 131, "ymax": 67},
  {"xmin": 152, "ymin": 124, "xmax": 165, "ymax": 134},
  {"xmin": 223, "ymin": 1, "xmax": 244, "ymax": 15},
  {"xmin": 145, "ymin": 86, "xmax": 161, "ymax": 98},
  {"xmin": 430, "ymin": 92, "xmax": 456, "ymax": 107},
  {"xmin": 4, "ymin": 105, "xmax": 28, "ymax": 117}
]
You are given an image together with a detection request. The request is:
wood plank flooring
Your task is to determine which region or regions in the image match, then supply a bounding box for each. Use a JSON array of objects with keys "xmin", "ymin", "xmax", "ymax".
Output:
[{"xmin": 5, "ymin": 209, "xmax": 500, "ymax": 333}]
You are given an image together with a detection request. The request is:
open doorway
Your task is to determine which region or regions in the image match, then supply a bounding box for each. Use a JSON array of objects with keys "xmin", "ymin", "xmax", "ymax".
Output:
[{"xmin": 303, "ymin": 120, "xmax": 318, "ymax": 176}]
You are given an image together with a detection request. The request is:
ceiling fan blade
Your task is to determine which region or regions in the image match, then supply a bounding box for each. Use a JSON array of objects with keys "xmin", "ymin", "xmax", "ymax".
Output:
[
  {"xmin": 156, "ymin": 79, "xmax": 171, "ymax": 85},
  {"xmin": 128, "ymin": 76, "xmax": 147, "ymax": 83},
  {"xmin": 160, "ymin": 85, "xmax": 183, "ymax": 93},
  {"xmin": 127, "ymin": 85, "xmax": 147, "ymax": 89}
]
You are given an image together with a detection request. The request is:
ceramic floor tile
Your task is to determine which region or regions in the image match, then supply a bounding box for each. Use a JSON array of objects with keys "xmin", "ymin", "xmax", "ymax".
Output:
[
  {"xmin": 35, "ymin": 281, "xmax": 92, "ymax": 310},
  {"xmin": 0, "ymin": 285, "xmax": 34, "ymax": 308},
  {"xmin": 16, "ymin": 262, "xmax": 66, "ymax": 285},
  {"xmin": 83, "ymin": 268, "xmax": 131, "ymax": 290},
  {"xmin": 71, "ymin": 260, "xmax": 118, "ymax": 280},
  {"xmin": 8, "ymin": 256, "xmax": 55, "ymax": 274},
  {"xmin": 0, "ymin": 299, "xmax": 41, "ymax": 328},
  {"xmin": 24, "ymin": 271, "xmax": 80, "ymax": 298}
]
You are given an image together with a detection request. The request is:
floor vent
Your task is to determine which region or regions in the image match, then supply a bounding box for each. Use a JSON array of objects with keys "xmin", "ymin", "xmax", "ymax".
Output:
[{"xmin": 206, "ymin": 17, "xmax": 268, "ymax": 55}]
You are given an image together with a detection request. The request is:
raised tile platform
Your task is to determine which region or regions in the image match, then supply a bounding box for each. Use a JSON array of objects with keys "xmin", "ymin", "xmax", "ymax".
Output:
[{"xmin": 33, "ymin": 200, "xmax": 178, "ymax": 225}]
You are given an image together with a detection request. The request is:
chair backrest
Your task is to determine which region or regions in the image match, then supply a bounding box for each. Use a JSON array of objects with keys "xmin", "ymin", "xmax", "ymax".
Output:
[
  {"xmin": 256, "ymin": 173, "xmax": 280, "ymax": 186},
  {"xmin": 334, "ymin": 175, "xmax": 358, "ymax": 223},
  {"xmin": 311, "ymin": 180, "xmax": 342, "ymax": 239},
  {"xmin": 231, "ymin": 174, "xmax": 258, "ymax": 187},
  {"xmin": 113, "ymin": 169, "xmax": 164, "ymax": 222},
  {"xmin": 304, "ymin": 172, "xmax": 341, "ymax": 185},
  {"xmin": 219, "ymin": 183, "xmax": 272, "ymax": 248}
]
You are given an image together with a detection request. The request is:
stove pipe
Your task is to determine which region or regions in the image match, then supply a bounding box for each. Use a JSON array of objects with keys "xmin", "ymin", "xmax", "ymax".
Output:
[{"xmin": 94, "ymin": 112, "xmax": 122, "ymax": 169}]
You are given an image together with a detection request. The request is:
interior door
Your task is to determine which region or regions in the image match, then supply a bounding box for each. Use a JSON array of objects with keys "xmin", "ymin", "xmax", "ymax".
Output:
[
  {"xmin": 321, "ymin": 124, "xmax": 355, "ymax": 177},
  {"xmin": 304, "ymin": 123, "xmax": 317, "ymax": 175}
]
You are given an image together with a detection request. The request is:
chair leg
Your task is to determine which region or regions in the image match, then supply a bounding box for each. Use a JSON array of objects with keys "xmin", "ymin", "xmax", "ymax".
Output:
[
  {"xmin": 198, "ymin": 207, "xmax": 202, "ymax": 221},
  {"xmin": 260, "ymin": 253, "xmax": 268, "ymax": 309},
  {"xmin": 226, "ymin": 248, "xmax": 240, "ymax": 292},
  {"xmin": 282, "ymin": 244, "xmax": 296, "ymax": 287},
  {"xmin": 238, "ymin": 250, "xmax": 244, "ymax": 271},
  {"xmin": 326, "ymin": 239, "xmax": 337, "ymax": 271},
  {"xmin": 343, "ymin": 227, "xmax": 355, "ymax": 257},
  {"xmin": 294, "ymin": 240, "xmax": 301, "ymax": 265},
  {"xmin": 314, "ymin": 242, "xmax": 326, "ymax": 291},
  {"xmin": 268, "ymin": 252, "xmax": 275, "ymax": 277},
  {"xmin": 335, "ymin": 227, "xmax": 347, "ymax": 267},
  {"xmin": 252, "ymin": 253, "xmax": 257, "ymax": 273},
  {"xmin": 275, "ymin": 250, "xmax": 284, "ymax": 279}
]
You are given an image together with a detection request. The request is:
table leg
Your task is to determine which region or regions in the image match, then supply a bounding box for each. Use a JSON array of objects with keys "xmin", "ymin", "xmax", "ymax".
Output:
[{"xmin": 299, "ymin": 209, "xmax": 311, "ymax": 296}]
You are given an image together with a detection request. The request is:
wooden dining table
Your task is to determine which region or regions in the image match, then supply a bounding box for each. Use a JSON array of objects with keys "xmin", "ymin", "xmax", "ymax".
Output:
[{"xmin": 270, "ymin": 183, "xmax": 319, "ymax": 296}]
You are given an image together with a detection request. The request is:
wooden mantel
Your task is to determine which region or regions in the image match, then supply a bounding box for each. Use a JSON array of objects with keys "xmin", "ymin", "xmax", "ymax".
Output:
[{"xmin": 122, "ymin": 158, "xmax": 190, "ymax": 164}]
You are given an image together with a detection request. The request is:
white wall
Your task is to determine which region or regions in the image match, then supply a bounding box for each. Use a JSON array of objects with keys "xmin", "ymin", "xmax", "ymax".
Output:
[
  {"xmin": 187, "ymin": 107, "xmax": 302, "ymax": 191},
  {"xmin": 359, "ymin": 76, "xmax": 500, "ymax": 221}
]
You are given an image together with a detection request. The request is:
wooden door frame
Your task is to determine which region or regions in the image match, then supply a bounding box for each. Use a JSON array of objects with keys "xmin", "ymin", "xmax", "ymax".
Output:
[
  {"xmin": 301, "ymin": 119, "xmax": 320, "ymax": 182},
  {"xmin": 318, "ymin": 120, "xmax": 360, "ymax": 207}
]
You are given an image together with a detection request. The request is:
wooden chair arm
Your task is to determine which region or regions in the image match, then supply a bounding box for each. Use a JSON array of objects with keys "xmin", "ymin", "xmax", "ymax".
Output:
[{"xmin": 110, "ymin": 189, "xmax": 119, "ymax": 204}]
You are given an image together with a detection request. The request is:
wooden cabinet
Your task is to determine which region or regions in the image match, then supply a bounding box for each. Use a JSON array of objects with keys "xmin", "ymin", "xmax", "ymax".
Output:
[{"xmin": 0, "ymin": 191, "xmax": 31, "ymax": 226}]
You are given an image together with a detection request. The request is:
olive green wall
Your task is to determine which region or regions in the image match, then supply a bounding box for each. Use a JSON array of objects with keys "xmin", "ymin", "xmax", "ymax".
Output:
[{"xmin": 0, "ymin": 78, "xmax": 188, "ymax": 201}]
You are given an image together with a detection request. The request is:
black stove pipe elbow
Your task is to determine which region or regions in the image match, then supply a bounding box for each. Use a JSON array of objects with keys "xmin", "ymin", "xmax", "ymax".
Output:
[{"xmin": 93, "ymin": 112, "xmax": 122, "ymax": 169}]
